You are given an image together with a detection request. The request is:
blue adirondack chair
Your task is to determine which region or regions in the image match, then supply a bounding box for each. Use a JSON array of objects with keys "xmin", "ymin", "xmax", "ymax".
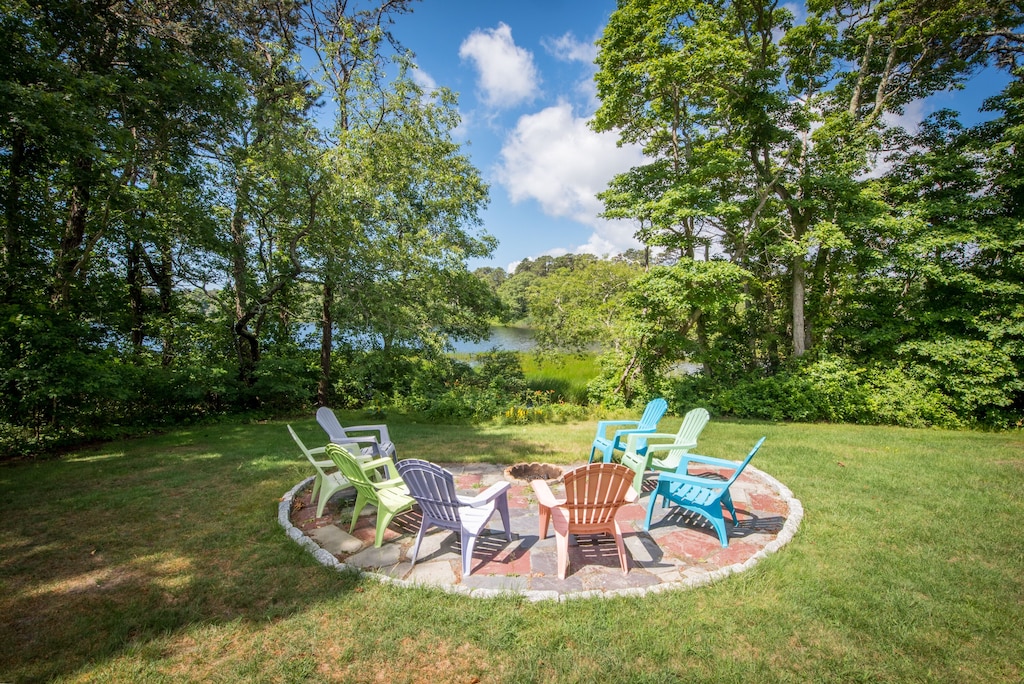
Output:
[
  {"xmin": 621, "ymin": 407, "xmax": 710, "ymax": 494},
  {"xmin": 644, "ymin": 437, "xmax": 766, "ymax": 547},
  {"xmin": 395, "ymin": 458, "xmax": 512, "ymax": 576},
  {"xmin": 589, "ymin": 397, "xmax": 669, "ymax": 464}
]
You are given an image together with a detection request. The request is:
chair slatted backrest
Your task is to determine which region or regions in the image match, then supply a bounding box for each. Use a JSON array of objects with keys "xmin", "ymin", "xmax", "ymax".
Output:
[
  {"xmin": 288, "ymin": 425, "xmax": 329, "ymax": 477},
  {"xmin": 723, "ymin": 437, "xmax": 766, "ymax": 486},
  {"xmin": 638, "ymin": 398, "xmax": 669, "ymax": 430},
  {"xmin": 325, "ymin": 443, "xmax": 377, "ymax": 502},
  {"xmin": 395, "ymin": 459, "xmax": 462, "ymax": 526},
  {"xmin": 562, "ymin": 463, "xmax": 634, "ymax": 526},
  {"xmin": 676, "ymin": 408, "xmax": 710, "ymax": 444},
  {"xmin": 316, "ymin": 406, "xmax": 347, "ymax": 441},
  {"xmin": 658, "ymin": 408, "xmax": 710, "ymax": 463}
]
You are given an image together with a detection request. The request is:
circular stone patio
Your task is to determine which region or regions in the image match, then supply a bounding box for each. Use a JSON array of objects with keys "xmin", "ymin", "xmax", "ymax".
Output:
[{"xmin": 279, "ymin": 462, "xmax": 802, "ymax": 601}]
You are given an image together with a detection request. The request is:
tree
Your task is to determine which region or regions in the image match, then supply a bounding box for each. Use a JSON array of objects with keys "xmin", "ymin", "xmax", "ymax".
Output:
[
  {"xmin": 593, "ymin": 0, "xmax": 1016, "ymax": 362},
  {"xmin": 526, "ymin": 258, "xmax": 640, "ymax": 356}
]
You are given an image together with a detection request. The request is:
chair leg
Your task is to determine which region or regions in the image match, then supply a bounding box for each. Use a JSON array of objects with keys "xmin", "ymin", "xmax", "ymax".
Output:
[
  {"xmin": 349, "ymin": 492, "xmax": 369, "ymax": 533},
  {"xmin": 555, "ymin": 530, "xmax": 570, "ymax": 579},
  {"xmin": 611, "ymin": 522, "xmax": 629, "ymax": 575},
  {"xmin": 722, "ymin": 491, "xmax": 738, "ymax": 525},
  {"xmin": 374, "ymin": 507, "xmax": 397, "ymax": 548},
  {"xmin": 310, "ymin": 475, "xmax": 322, "ymax": 506},
  {"xmin": 538, "ymin": 504, "xmax": 551, "ymax": 539},
  {"xmin": 643, "ymin": 488, "xmax": 661, "ymax": 531},
  {"xmin": 410, "ymin": 516, "xmax": 431, "ymax": 565},
  {"xmin": 496, "ymin": 496, "xmax": 512, "ymax": 542},
  {"xmin": 461, "ymin": 529, "xmax": 478, "ymax": 576}
]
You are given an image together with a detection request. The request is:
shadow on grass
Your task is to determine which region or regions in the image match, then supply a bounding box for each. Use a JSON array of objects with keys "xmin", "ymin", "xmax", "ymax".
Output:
[{"xmin": 0, "ymin": 418, "xmax": 571, "ymax": 681}]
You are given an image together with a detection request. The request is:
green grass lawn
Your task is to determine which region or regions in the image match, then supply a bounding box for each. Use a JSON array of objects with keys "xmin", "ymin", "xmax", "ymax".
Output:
[{"xmin": 1, "ymin": 413, "xmax": 1022, "ymax": 683}]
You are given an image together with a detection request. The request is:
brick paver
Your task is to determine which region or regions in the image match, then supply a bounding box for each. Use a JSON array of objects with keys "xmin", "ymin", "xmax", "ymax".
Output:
[{"xmin": 280, "ymin": 461, "xmax": 802, "ymax": 600}]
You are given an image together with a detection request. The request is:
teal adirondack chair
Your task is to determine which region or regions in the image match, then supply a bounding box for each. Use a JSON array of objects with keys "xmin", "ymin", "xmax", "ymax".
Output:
[
  {"xmin": 620, "ymin": 408, "xmax": 710, "ymax": 494},
  {"xmin": 288, "ymin": 425, "xmax": 353, "ymax": 518},
  {"xmin": 589, "ymin": 398, "xmax": 669, "ymax": 464},
  {"xmin": 325, "ymin": 443, "xmax": 414, "ymax": 548},
  {"xmin": 644, "ymin": 437, "xmax": 766, "ymax": 547}
]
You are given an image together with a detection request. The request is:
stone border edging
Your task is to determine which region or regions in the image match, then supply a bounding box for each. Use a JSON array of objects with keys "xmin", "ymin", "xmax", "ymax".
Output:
[{"xmin": 278, "ymin": 465, "xmax": 804, "ymax": 601}]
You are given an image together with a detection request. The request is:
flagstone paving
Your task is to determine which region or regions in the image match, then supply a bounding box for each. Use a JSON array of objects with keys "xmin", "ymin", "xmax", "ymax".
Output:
[{"xmin": 279, "ymin": 461, "xmax": 803, "ymax": 600}]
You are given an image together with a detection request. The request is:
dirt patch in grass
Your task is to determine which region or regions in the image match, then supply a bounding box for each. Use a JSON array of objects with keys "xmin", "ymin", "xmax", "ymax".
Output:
[{"xmin": 319, "ymin": 636, "xmax": 501, "ymax": 683}]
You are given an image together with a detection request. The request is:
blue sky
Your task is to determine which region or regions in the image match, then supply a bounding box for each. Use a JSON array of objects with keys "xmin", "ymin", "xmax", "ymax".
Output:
[{"xmin": 388, "ymin": 1, "xmax": 1011, "ymax": 273}]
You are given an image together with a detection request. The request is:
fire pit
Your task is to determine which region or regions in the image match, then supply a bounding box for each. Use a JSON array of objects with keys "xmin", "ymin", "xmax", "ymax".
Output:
[{"xmin": 504, "ymin": 462, "xmax": 564, "ymax": 484}]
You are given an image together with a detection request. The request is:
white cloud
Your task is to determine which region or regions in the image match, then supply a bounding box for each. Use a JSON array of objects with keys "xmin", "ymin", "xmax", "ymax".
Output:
[
  {"xmin": 411, "ymin": 65, "xmax": 438, "ymax": 92},
  {"xmin": 459, "ymin": 23, "xmax": 540, "ymax": 109},
  {"xmin": 542, "ymin": 32, "xmax": 598, "ymax": 64},
  {"xmin": 495, "ymin": 101, "xmax": 647, "ymax": 256}
]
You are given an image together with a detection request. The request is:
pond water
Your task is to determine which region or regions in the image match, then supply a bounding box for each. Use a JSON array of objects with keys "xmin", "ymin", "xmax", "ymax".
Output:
[
  {"xmin": 450, "ymin": 326, "xmax": 536, "ymax": 354},
  {"xmin": 297, "ymin": 324, "xmax": 536, "ymax": 353}
]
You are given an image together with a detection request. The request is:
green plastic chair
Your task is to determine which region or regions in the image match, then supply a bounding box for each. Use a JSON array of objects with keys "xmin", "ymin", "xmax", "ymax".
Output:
[
  {"xmin": 620, "ymin": 408, "xmax": 710, "ymax": 494},
  {"xmin": 325, "ymin": 443, "xmax": 414, "ymax": 548},
  {"xmin": 644, "ymin": 437, "xmax": 766, "ymax": 547},
  {"xmin": 288, "ymin": 425, "xmax": 354, "ymax": 518}
]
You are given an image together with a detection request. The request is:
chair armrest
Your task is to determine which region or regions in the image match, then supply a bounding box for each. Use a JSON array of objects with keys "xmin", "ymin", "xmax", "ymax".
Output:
[
  {"xmin": 530, "ymin": 480, "xmax": 564, "ymax": 509},
  {"xmin": 330, "ymin": 436, "xmax": 382, "ymax": 458},
  {"xmin": 360, "ymin": 456, "xmax": 400, "ymax": 480},
  {"xmin": 344, "ymin": 424, "xmax": 391, "ymax": 443},
  {"xmin": 658, "ymin": 472, "xmax": 730, "ymax": 489},
  {"xmin": 639, "ymin": 432, "xmax": 684, "ymax": 442},
  {"xmin": 610, "ymin": 427, "xmax": 658, "ymax": 449},
  {"xmin": 645, "ymin": 441, "xmax": 697, "ymax": 454},
  {"xmin": 676, "ymin": 454, "xmax": 740, "ymax": 469},
  {"xmin": 594, "ymin": 419, "xmax": 639, "ymax": 438},
  {"xmin": 312, "ymin": 458, "xmax": 336, "ymax": 469},
  {"xmin": 460, "ymin": 481, "xmax": 511, "ymax": 507}
]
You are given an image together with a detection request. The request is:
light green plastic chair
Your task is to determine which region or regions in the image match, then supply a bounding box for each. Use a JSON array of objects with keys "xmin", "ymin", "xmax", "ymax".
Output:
[
  {"xmin": 621, "ymin": 408, "xmax": 710, "ymax": 494},
  {"xmin": 325, "ymin": 443, "xmax": 414, "ymax": 548},
  {"xmin": 288, "ymin": 425, "xmax": 353, "ymax": 518}
]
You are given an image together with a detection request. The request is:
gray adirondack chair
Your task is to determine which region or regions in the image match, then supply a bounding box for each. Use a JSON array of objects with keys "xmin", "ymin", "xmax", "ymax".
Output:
[
  {"xmin": 395, "ymin": 458, "xmax": 511, "ymax": 576},
  {"xmin": 316, "ymin": 406, "xmax": 397, "ymax": 461}
]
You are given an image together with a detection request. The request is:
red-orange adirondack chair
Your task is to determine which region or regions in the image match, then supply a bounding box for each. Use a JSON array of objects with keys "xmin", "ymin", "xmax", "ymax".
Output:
[{"xmin": 532, "ymin": 462, "xmax": 638, "ymax": 579}]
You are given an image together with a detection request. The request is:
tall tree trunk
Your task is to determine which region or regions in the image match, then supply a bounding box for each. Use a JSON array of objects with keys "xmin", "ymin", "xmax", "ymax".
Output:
[
  {"xmin": 52, "ymin": 157, "xmax": 93, "ymax": 309},
  {"xmin": 791, "ymin": 254, "xmax": 806, "ymax": 357},
  {"xmin": 128, "ymin": 237, "xmax": 145, "ymax": 351},
  {"xmin": 230, "ymin": 195, "xmax": 258, "ymax": 385},
  {"xmin": 318, "ymin": 274, "xmax": 334, "ymax": 407},
  {"xmin": 2, "ymin": 131, "xmax": 26, "ymax": 304}
]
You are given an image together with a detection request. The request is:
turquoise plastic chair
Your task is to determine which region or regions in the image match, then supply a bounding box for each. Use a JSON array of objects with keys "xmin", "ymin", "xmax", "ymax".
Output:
[
  {"xmin": 644, "ymin": 437, "xmax": 766, "ymax": 547},
  {"xmin": 396, "ymin": 459, "xmax": 511, "ymax": 576},
  {"xmin": 589, "ymin": 398, "xmax": 668, "ymax": 463},
  {"xmin": 621, "ymin": 408, "xmax": 710, "ymax": 494}
]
